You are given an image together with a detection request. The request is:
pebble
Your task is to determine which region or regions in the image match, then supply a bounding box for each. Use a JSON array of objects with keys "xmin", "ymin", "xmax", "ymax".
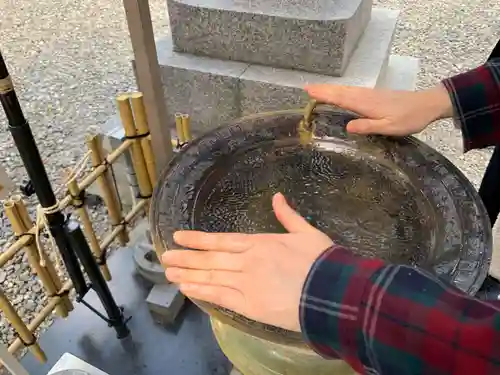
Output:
[{"xmin": 0, "ymin": 0, "xmax": 499, "ymax": 365}]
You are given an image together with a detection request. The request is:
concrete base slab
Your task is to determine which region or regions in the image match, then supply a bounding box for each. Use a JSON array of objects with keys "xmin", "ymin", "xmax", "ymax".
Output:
[
  {"xmin": 155, "ymin": 8, "xmax": 399, "ymax": 134},
  {"xmin": 146, "ymin": 283, "xmax": 186, "ymax": 327},
  {"xmin": 21, "ymin": 247, "xmax": 230, "ymax": 375},
  {"xmin": 156, "ymin": 40, "xmax": 247, "ymax": 137},
  {"xmin": 377, "ymin": 54, "xmax": 420, "ymax": 90}
]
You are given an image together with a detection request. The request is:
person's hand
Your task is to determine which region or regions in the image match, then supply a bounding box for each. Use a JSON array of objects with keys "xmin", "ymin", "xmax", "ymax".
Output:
[
  {"xmin": 162, "ymin": 193, "xmax": 333, "ymax": 332},
  {"xmin": 305, "ymin": 83, "xmax": 453, "ymax": 136}
]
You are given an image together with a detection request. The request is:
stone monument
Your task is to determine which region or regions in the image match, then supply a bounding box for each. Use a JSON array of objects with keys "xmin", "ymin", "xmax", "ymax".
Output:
[{"xmin": 155, "ymin": 0, "xmax": 419, "ymax": 135}]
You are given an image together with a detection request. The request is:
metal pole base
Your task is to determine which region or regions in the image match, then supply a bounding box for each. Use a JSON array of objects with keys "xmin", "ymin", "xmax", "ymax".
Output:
[{"xmin": 67, "ymin": 219, "xmax": 130, "ymax": 339}]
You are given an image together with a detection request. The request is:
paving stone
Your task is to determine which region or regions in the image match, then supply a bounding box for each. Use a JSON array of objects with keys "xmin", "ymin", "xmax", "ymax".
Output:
[{"xmin": 168, "ymin": 0, "xmax": 373, "ymax": 76}]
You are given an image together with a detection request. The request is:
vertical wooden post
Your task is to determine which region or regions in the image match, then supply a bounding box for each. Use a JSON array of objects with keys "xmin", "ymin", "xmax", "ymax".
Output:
[{"xmin": 122, "ymin": 0, "xmax": 173, "ymax": 172}]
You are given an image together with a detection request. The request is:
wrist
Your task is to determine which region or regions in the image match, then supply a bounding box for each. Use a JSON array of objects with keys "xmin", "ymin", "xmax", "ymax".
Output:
[{"xmin": 418, "ymin": 84, "xmax": 454, "ymax": 121}]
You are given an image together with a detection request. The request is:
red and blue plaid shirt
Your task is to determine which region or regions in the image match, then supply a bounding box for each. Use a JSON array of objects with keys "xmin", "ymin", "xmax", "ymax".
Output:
[{"xmin": 300, "ymin": 58, "xmax": 500, "ymax": 375}]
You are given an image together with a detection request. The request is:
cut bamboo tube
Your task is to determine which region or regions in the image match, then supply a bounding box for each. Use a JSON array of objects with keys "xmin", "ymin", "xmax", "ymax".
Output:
[
  {"xmin": 130, "ymin": 92, "xmax": 157, "ymax": 186},
  {"xmin": 11, "ymin": 197, "xmax": 73, "ymax": 314},
  {"xmin": 67, "ymin": 180, "xmax": 111, "ymax": 281},
  {"xmin": 87, "ymin": 135, "xmax": 129, "ymax": 245},
  {"xmin": 0, "ymin": 288, "xmax": 46, "ymax": 362},
  {"xmin": 181, "ymin": 114, "xmax": 192, "ymax": 141},
  {"xmin": 175, "ymin": 113, "xmax": 186, "ymax": 144},
  {"xmin": 8, "ymin": 280, "xmax": 72, "ymax": 356},
  {"xmin": 117, "ymin": 94, "xmax": 153, "ymax": 216},
  {"xmin": 4, "ymin": 199, "xmax": 71, "ymax": 317}
]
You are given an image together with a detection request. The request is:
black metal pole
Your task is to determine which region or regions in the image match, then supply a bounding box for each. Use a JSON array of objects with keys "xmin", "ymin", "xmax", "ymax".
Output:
[
  {"xmin": 0, "ymin": 50, "xmax": 130, "ymax": 336},
  {"xmin": 0, "ymin": 50, "xmax": 88, "ymax": 296},
  {"xmin": 66, "ymin": 220, "xmax": 130, "ymax": 338}
]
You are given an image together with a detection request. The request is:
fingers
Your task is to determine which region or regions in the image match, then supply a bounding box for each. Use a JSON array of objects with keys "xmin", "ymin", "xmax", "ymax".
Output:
[
  {"xmin": 166, "ymin": 267, "xmax": 241, "ymax": 287},
  {"xmin": 272, "ymin": 193, "xmax": 318, "ymax": 233},
  {"xmin": 346, "ymin": 118, "xmax": 380, "ymax": 135},
  {"xmin": 179, "ymin": 283, "xmax": 244, "ymax": 312},
  {"xmin": 305, "ymin": 84, "xmax": 373, "ymax": 113},
  {"xmin": 162, "ymin": 250, "xmax": 243, "ymax": 271},
  {"xmin": 174, "ymin": 231, "xmax": 253, "ymax": 253}
]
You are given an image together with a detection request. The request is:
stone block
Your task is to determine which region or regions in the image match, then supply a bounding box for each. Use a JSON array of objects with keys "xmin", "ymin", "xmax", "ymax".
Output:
[
  {"xmin": 376, "ymin": 54, "xmax": 420, "ymax": 91},
  {"xmin": 157, "ymin": 37, "xmax": 248, "ymax": 136},
  {"xmin": 168, "ymin": 0, "xmax": 373, "ymax": 76},
  {"xmin": 146, "ymin": 283, "xmax": 186, "ymax": 327},
  {"xmin": 239, "ymin": 8, "xmax": 398, "ymax": 114}
]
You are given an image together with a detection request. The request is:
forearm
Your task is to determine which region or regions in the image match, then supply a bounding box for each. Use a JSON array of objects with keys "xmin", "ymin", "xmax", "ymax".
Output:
[
  {"xmin": 300, "ymin": 246, "xmax": 500, "ymax": 375},
  {"xmin": 441, "ymin": 58, "xmax": 500, "ymax": 151}
]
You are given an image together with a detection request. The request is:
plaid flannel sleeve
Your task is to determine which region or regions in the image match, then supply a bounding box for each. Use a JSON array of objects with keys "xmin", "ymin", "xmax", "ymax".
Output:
[
  {"xmin": 300, "ymin": 246, "xmax": 500, "ymax": 375},
  {"xmin": 442, "ymin": 58, "xmax": 500, "ymax": 152}
]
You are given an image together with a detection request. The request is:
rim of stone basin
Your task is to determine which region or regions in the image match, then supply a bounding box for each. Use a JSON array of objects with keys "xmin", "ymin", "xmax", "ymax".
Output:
[{"xmin": 150, "ymin": 106, "xmax": 492, "ymax": 346}]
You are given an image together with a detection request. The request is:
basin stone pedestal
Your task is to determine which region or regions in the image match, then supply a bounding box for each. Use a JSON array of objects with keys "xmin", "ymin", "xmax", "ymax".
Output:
[{"xmin": 130, "ymin": 220, "xmax": 186, "ymax": 328}]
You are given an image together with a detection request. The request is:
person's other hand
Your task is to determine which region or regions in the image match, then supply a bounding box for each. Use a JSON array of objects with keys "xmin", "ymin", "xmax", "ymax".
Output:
[
  {"xmin": 305, "ymin": 83, "xmax": 453, "ymax": 136},
  {"xmin": 162, "ymin": 193, "xmax": 333, "ymax": 332}
]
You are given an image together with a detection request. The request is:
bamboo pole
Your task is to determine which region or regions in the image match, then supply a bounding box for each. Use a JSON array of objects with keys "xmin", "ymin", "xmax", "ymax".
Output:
[
  {"xmin": 117, "ymin": 94, "xmax": 153, "ymax": 215},
  {"xmin": 67, "ymin": 180, "xmax": 111, "ymax": 281},
  {"xmin": 0, "ymin": 197, "xmax": 147, "ymax": 271},
  {"xmin": 99, "ymin": 198, "xmax": 147, "ymax": 252},
  {"xmin": 0, "ymin": 137, "xmax": 149, "ymax": 269},
  {"xmin": 87, "ymin": 135, "xmax": 129, "ymax": 245},
  {"xmin": 181, "ymin": 114, "xmax": 192, "ymax": 142},
  {"xmin": 175, "ymin": 113, "xmax": 186, "ymax": 144},
  {"xmin": 8, "ymin": 280, "xmax": 72, "ymax": 356},
  {"xmin": 130, "ymin": 92, "xmax": 157, "ymax": 186},
  {"xmin": 4, "ymin": 199, "xmax": 71, "ymax": 317},
  {"xmin": 0, "ymin": 288, "xmax": 46, "ymax": 362}
]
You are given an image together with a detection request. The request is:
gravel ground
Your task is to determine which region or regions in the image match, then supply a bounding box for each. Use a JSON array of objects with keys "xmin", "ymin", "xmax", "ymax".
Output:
[
  {"xmin": 0, "ymin": 0, "xmax": 170, "ymax": 357},
  {"xmin": 0, "ymin": 0, "xmax": 499, "ymax": 362}
]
